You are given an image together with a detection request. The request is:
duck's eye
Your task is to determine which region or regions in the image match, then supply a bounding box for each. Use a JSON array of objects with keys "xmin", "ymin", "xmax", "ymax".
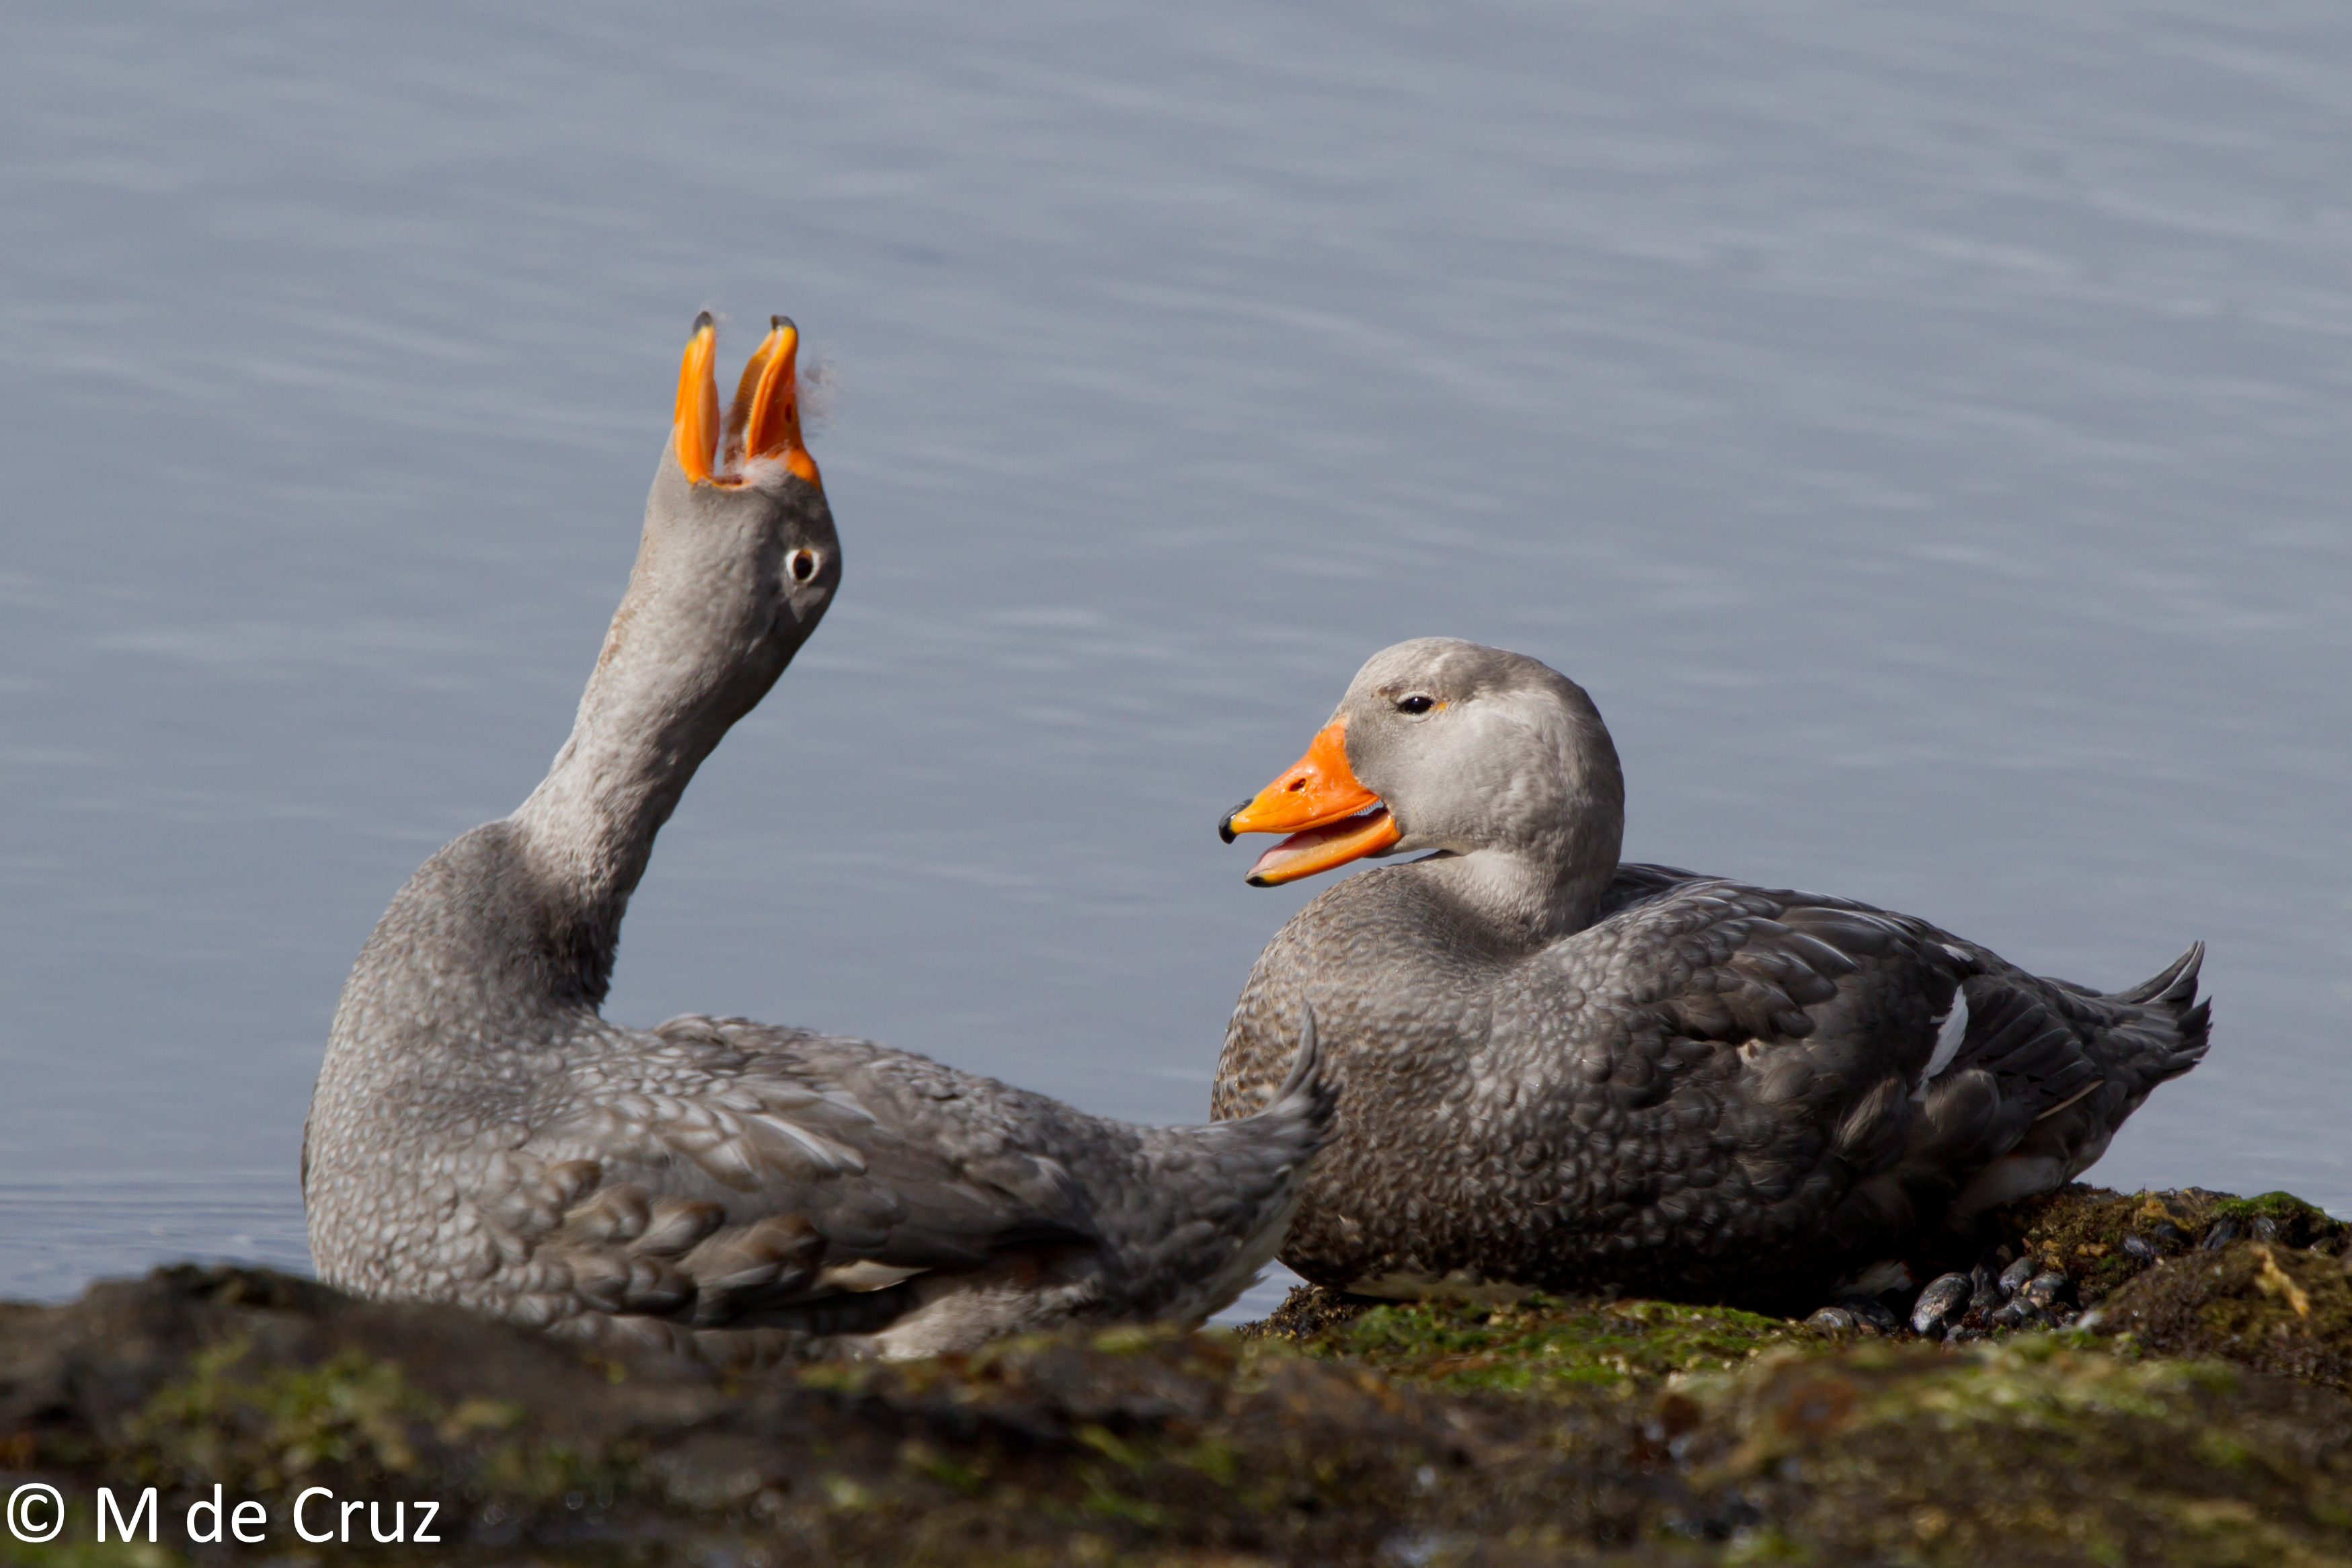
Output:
[
  {"xmin": 1396, "ymin": 693, "xmax": 1436, "ymax": 715},
  {"xmin": 787, "ymin": 547, "xmax": 821, "ymax": 584}
]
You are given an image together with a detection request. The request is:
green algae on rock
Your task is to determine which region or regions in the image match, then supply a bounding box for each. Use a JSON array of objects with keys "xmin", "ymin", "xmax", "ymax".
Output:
[
  {"xmin": 7, "ymin": 1182, "xmax": 2352, "ymax": 1567},
  {"xmin": 2204, "ymin": 1191, "xmax": 2352, "ymax": 1251},
  {"xmin": 0, "ymin": 1267, "xmax": 1685, "ymax": 1565},
  {"xmin": 1995, "ymin": 1185, "xmax": 2348, "ymax": 1309},
  {"xmin": 2091, "ymin": 1241, "xmax": 2352, "ymax": 1394},
  {"xmin": 1247, "ymin": 1287, "xmax": 1807, "ymax": 1395},
  {"xmin": 1676, "ymin": 1336, "xmax": 2352, "ymax": 1567}
]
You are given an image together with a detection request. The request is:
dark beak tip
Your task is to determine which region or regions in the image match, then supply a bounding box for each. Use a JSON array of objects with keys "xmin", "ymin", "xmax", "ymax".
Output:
[
  {"xmin": 1245, "ymin": 872, "xmax": 1272, "ymax": 888},
  {"xmin": 1218, "ymin": 817, "xmax": 1237, "ymax": 845}
]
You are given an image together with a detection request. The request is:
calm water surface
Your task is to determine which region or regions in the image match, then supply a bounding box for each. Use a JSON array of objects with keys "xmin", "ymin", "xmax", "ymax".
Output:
[{"xmin": 4, "ymin": 2, "xmax": 2348, "ymax": 1314}]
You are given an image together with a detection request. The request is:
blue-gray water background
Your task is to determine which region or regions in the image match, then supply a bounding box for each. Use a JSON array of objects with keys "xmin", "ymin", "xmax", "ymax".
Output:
[{"xmin": 4, "ymin": 2, "xmax": 2347, "ymax": 1315}]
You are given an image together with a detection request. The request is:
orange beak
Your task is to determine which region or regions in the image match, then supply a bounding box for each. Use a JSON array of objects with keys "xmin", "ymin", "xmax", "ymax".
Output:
[
  {"xmin": 673, "ymin": 312, "xmax": 822, "ymax": 490},
  {"xmin": 1218, "ymin": 718, "xmax": 1403, "ymax": 886}
]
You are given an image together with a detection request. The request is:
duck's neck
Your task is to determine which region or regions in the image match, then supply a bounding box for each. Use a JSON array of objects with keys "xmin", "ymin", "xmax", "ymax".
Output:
[
  {"xmin": 1415, "ymin": 842, "xmax": 1619, "ymax": 948},
  {"xmin": 501, "ymin": 584, "xmax": 750, "ymax": 1009}
]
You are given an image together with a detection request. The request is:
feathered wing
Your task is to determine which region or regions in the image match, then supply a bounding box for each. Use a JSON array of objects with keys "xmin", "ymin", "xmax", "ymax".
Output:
[
  {"xmin": 462, "ymin": 1015, "xmax": 1105, "ymax": 1354},
  {"xmin": 1937, "ymin": 940, "xmax": 2209, "ymax": 1218},
  {"xmin": 1519, "ymin": 877, "xmax": 1967, "ymax": 1276},
  {"xmin": 1578, "ymin": 869, "xmax": 2209, "ymax": 1270}
]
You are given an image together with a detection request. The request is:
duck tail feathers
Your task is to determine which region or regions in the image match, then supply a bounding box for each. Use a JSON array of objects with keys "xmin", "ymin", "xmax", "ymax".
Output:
[
  {"xmin": 1262, "ymin": 1003, "xmax": 1337, "ymax": 1144},
  {"xmin": 1102, "ymin": 1007, "xmax": 1331, "ymax": 1325},
  {"xmin": 2103, "ymin": 941, "xmax": 2211, "ymax": 1085},
  {"xmin": 2109, "ymin": 941, "xmax": 2203, "ymax": 1007}
]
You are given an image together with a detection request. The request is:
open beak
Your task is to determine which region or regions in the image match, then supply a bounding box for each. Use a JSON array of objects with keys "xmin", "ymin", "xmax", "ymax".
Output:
[
  {"xmin": 1218, "ymin": 718, "xmax": 1403, "ymax": 886},
  {"xmin": 673, "ymin": 312, "xmax": 822, "ymax": 490}
]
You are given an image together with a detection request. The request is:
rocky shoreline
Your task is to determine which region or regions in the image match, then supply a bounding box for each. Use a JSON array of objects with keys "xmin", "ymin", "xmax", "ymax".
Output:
[{"xmin": 1, "ymin": 1185, "xmax": 2347, "ymax": 1565}]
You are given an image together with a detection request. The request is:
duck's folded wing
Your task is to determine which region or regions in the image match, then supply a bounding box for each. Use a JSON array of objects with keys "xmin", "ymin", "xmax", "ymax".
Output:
[
  {"xmin": 1581, "ymin": 880, "xmax": 2111, "ymax": 1187},
  {"xmin": 1587, "ymin": 882, "xmax": 1952, "ymax": 1073},
  {"xmin": 479, "ymin": 1021, "xmax": 1097, "ymax": 1332}
]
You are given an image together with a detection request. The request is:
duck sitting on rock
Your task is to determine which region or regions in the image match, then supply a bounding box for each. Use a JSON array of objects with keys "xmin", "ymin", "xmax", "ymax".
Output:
[
  {"xmin": 1212, "ymin": 637, "xmax": 2209, "ymax": 1315},
  {"xmin": 305, "ymin": 315, "xmax": 1330, "ymax": 1364}
]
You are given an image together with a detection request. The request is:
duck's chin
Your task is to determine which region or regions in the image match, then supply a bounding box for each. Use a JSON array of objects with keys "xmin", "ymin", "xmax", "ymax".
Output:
[{"xmin": 1245, "ymin": 806, "xmax": 1401, "ymax": 887}]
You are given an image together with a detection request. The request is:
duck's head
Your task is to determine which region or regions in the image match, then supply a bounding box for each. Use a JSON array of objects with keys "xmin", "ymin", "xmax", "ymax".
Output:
[
  {"xmin": 607, "ymin": 313, "xmax": 842, "ymax": 730},
  {"xmin": 1220, "ymin": 637, "xmax": 1623, "ymax": 891}
]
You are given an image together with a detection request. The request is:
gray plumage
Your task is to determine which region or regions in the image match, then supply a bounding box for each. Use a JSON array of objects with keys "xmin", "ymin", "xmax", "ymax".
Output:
[
  {"xmin": 305, "ymin": 332, "xmax": 1329, "ymax": 1362},
  {"xmin": 1212, "ymin": 637, "xmax": 2207, "ymax": 1312}
]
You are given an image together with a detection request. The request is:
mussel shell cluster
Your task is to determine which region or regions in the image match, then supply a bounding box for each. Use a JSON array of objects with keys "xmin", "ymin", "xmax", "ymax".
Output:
[{"xmin": 1802, "ymin": 1208, "xmax": 2303, "ymax": 1343}]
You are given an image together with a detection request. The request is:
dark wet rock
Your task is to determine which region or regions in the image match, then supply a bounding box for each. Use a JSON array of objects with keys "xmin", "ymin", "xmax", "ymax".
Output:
[
  {"xmin": 2204, "ymin": 1216, "xmax": 2243, "ymax": 1250},
  {"xmin": 2088, "ymin": 1241, "xmax": 2352, "ymax": 1394},
  {"xmin": 2209, "ymin": 1192, "xmax": 2345, "ymax": 1250},
  {"xmin": 9, "ymin": 1191, "xmax": 2352, "ymax": 1566},
  {"xmin": 1997, "ymin": 1255, "xmax": 2038, "ymax": 1298},
  {"xmin": 1833, "ymin": 1294, "xmax": 1898, "ymax": 1335},
  {"xmin": 1805, "ymin": 1305, "xmax": 1859, "ymax": 1338},
  {"xmin": 2149, "ymin": 1218, "xmax": 2191, "ymax": 1250},
  {"xmin": 2021, "ymin": 1269, "xmax": 2072, "ymax": 1310},
  {"xmin": 1240, "ymin": 1281, "xmax": 1377, "ymax": 1341},
  {"xmin": 1996, "ymin": 1185, "xmax": 2200, "ymax": 1305},
  {"xmin": 0, "ymin": 1267, "xmax": 1677, "ymax": 1565},
  {"xmin": 1676, "ymin": 1339, "xmax": 2352, "ymax": 1567},
  {"xmin": 1910, "ymin": 1273, "xmax": 1972, "ymax": 1337},
  {"xmin": 1967, "ymin": 1265, "xmax": 2003, "ymax": 1317},
  {"xmin": 1994, "ymin": 1185, "xmax": 2347, "ymax": 1309}
]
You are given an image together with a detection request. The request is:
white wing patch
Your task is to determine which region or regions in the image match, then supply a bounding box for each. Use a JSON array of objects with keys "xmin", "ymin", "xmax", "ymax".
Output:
[
  {"xmin": 819, "ymin": 1260, "xmax": 926, "ymax": 1293},
  {"xmin": 1912, "ymin": 990, "xmax": 1969, "ymax": 1101}
]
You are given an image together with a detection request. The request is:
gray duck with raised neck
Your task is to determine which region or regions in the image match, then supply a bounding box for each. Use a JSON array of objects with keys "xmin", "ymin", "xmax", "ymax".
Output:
[
  {"xmin": 1212, "ymin": 637, "xmax": 2207, "ymax": 1312},
  {"xmin": 306, "ymin": 316, "xmax": 1329, "ymax": 1362}
]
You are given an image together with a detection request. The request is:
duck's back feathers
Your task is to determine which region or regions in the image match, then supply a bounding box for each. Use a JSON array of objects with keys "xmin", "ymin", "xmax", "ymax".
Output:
[{"xmin": 324, "ymin": 1009, "xmax": 1329, "ymax": 1365}]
